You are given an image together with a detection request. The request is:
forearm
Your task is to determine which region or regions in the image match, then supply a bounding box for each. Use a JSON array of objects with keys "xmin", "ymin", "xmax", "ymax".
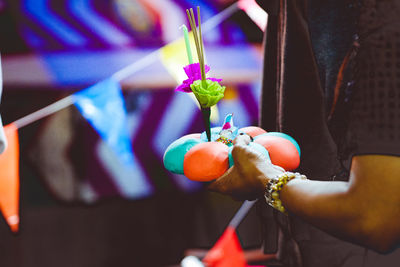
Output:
[
  {"xmin": 280, "ymin": 179, "xmax": 365, "ymax": 240},
  {"xmin": 279, "ymin": 174, "xmax": 399, "ymax": 252},
  {"xmin": 210, "ymin": 137, "xmax": 400, "ymax": 251}
]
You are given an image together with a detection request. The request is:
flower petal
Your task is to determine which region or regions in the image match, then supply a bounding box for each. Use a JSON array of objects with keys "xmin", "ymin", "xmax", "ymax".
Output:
[{"xmin": 190, "ymin": 80, "xmax": 225, "ymax": 108}]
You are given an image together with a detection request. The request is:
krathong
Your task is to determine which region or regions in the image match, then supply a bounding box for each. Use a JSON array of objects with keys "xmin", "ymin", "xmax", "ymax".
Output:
[
  {"xmin": 163, "ymin": 7, "xmax": 301, "ymax": 182},
  {"xmin": 175, "ymin": 7, "xmax": 226, "ymax": 141}
]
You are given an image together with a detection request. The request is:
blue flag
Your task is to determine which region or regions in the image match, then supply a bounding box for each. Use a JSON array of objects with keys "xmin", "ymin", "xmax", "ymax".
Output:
[{"xmin": 73, "ymin": 78, "xmax": 153, "ymax": 198}]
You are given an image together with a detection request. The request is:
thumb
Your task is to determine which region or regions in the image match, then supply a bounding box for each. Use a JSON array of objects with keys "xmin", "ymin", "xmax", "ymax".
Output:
[
  {"xmin": 233, "ymin": 133, "xmax": 252, "ymax": 146},
  {"xmin": 231, "ymin": 135, "xmax": 263, "ymax": 168},
  {"xmin": 207, "ymin": 165, "xmax": 237, "ymax": 193}
]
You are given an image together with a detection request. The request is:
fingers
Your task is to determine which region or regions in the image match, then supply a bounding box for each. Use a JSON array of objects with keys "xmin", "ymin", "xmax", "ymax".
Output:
[
  {"xmin": 207, "ymin": 166, "xmax": 235, "ymax": 193},
  {"xmin": 233, "ymin": 134, "xmax": 252, "ymax": 146},
  {"xmin": 208, "ymin": 133, "xmax": 283, "ymax": 201},
  {"xmin": 207, "ymin": 165, "xmax": 260, "ymax": 201},
  {"xmin": 231, "ymin": 141, "xmax": 265, "ymax": 167}
]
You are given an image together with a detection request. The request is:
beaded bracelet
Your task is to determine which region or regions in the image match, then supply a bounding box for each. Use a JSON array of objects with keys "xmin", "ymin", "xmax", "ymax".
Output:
[{"xmin": 264, "ymin": 172, "xmax": 307, "ymax": 214}]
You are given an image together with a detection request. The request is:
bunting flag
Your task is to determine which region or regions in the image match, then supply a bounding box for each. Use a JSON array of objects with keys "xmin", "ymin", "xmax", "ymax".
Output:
[
  {"xmin": 203, "ymin": 226, "xmax": 247, "ymax": 267},
  {"xmin": 73, "ymin": 78, "xmax": 153, "ymax": 198},
  {"xmin": 238, "ymin": 0, "xmax": 268, "ymax": 31},
  {"xmin": 0, "ymin": 123, "xmax": 20, "ymax": 233}
]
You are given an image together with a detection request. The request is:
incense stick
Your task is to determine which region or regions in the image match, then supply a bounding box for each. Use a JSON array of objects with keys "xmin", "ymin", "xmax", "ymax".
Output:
[
  {"xmin": 197, "ymin": 6, "xmax": 206, "ymax": 84},
  {"xmin": 186, "ymin": 11, "xmax": 199, "ymax": 61},
  {"xmin": 186, "ymin": 8, "xmax": 206, "ymax": 82}
]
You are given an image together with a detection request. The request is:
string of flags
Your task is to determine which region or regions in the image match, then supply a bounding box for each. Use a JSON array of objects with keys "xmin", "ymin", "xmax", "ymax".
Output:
[{"xmin": 0, "ymin": 5, "xmax": 267, "ymax": 266}]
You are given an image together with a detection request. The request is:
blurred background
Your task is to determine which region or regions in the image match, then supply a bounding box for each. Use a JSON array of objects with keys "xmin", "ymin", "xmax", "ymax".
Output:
[{"xmin": 0, "ymin": 0, "xmax": 266, "ymax": 266}]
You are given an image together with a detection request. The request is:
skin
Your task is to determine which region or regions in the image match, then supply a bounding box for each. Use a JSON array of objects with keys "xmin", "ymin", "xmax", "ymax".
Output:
[{"xmin": 208, "ymin": 135, "xmax": 400, "ymax": 253}]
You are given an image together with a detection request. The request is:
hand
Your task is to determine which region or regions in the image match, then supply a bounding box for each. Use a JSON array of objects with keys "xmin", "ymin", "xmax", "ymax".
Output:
[{"xmin": 208, "ymin": 134, "xmax": 285, "ymax": 201}]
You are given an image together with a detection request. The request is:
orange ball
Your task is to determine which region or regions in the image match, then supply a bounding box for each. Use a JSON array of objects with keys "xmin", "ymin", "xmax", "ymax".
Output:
[
  {"xmin": 254, "ymin": 135, "xmax": 300, "ymax": 170},
  {"xmin": 239, "ymin": 126, "xmax": 267, "ymax": 138},
  {"xmin": 183, "ymin": 142, "xmax": 229, "ymax": 181}
]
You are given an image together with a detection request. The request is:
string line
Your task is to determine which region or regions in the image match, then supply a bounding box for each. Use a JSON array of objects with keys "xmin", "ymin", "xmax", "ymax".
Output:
[{"xmin": 11, "ymin": 3, "xmax": 240, "ymax": 130}]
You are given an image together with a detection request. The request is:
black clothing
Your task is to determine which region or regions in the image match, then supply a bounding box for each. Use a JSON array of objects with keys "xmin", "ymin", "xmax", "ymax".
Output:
[{"xmin": 256, "ymin": 0, "xmax": 400, "ymax": 266}]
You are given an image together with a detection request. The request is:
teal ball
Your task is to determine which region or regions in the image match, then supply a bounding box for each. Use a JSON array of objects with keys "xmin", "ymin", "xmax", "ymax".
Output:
[
  {"xmin": 163, "ymin": 137, "xmax": 203, "ymax": 174},
  {"xmin": 228, "ymin": 146, "xmax": 234, "ymax": 167}
]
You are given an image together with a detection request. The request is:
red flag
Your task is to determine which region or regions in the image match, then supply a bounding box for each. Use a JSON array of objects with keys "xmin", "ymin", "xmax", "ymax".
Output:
[
  {"xmin": 0, "ymin": 123, "xmax": 20, "ymax": 232},
  {"xmin": 203, "ymin": 226, "xmax": 247, "ymax": 267}
]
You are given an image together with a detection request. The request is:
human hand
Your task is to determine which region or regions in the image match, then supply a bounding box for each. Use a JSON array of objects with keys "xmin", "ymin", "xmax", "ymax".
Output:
[{"xmin": 208, "ymin": 134, "xmax": 285, "ymax": 201}]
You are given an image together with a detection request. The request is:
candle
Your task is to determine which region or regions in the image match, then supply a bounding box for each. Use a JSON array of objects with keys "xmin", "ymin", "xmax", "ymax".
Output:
[{"xmin": 181, "ymin": 24, "xmax": 193, "ymax": 65}]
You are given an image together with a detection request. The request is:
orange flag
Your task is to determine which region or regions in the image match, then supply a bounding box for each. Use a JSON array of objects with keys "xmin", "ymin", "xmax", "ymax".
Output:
[
  {"xmin": 0, "ymin": 123, "xmax": 20, "ymax": 232},
  {"xmin": 203, "ymin": 226, "xmax": 247, "ymax": 267}
]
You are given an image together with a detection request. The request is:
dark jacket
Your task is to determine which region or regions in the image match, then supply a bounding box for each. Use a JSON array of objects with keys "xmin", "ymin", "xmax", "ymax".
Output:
[{"xmin": 255, "ymin": 0, "xmax": 359, "ymax": 266}]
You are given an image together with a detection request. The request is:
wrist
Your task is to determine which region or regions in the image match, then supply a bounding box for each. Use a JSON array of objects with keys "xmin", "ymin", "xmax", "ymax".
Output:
[
  {"xmin": 264, "ymin": 172, "xmax": 307, "ymax": 214},
  {"xmin": 258, "ymin": 165, "xmax": 285, "ymax": 189}
]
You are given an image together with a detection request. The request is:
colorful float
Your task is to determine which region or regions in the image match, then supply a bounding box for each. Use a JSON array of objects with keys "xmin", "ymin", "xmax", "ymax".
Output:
[{"xmin": 163, "ymin": 7, "xmax": 300, "ymax": 182}]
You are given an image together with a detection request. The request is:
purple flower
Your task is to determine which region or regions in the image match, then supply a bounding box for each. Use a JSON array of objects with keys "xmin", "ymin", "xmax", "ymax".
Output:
[{"xmin": 175, "ymin": 63, "xmax": 222, "ymax": 93}]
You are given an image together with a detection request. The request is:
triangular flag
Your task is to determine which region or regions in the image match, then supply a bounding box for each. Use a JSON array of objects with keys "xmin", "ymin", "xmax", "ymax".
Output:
[
  {"xmin": 238, "ymin": 0, "xmax": 268, "ymax": 31},
  {"xmin": 73, "ymin": 78, "xmax": 134, "ymax": 167},
  {"xmin": 0, "ymin": 123, "xmax": 20, "ymax": 233},
  {"xmin": 72, "ymin": 78, "xmax": 153, "ymax": 198},
  {"xmin": 203, "ymin": 226, "xmax": 247, "ymax": 267}
]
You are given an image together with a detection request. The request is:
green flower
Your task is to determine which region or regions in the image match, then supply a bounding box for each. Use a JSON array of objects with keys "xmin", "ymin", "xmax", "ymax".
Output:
[{"xmin": 190, "ymin": 80, "xmax": 225, "ymax": 108}]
